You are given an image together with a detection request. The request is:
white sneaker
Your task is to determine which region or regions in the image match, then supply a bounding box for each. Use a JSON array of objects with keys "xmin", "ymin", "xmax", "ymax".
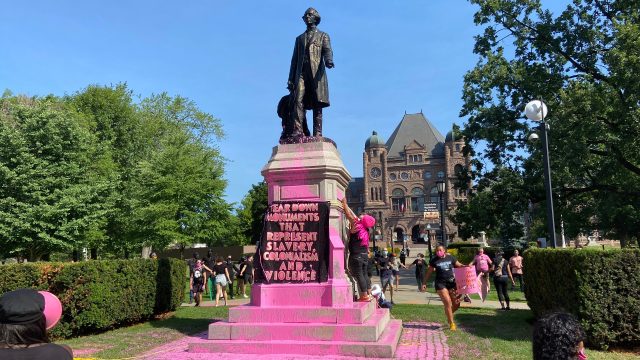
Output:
[{"xmin": 243, "ymin": 294, "xmax": 248, "ymax": 298}]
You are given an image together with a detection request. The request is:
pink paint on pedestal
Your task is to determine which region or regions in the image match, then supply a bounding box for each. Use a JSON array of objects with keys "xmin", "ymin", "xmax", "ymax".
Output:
[
  {"xmin": 146, "ymin": 322, "xmax": 448, "ymax": 360},
  {"xmin": 189, "ymin": 142, "xmax": 402, "ymax": 358}
]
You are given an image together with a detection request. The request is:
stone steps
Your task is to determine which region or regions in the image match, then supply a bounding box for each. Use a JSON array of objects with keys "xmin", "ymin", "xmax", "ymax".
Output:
[
  {"xmin": 228, "ymin": 300, "xmax": 375, "ymax": 324},
  {"xmin": 190, "ymin": 319, "xmax": 403, "ymax": 358},
  {"xmin": 210, "ymin": 308, "xmax": 390, "ymax": 342}
]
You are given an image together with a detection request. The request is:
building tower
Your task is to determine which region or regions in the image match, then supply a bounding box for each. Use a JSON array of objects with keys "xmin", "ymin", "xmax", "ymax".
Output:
[
  {"xmin": 363, "ymin": 131, "xmax": 387, "ymax": 241},
  {"xmin": 443, "ymin": 129, "xmax": 470, "ymax": 239}
]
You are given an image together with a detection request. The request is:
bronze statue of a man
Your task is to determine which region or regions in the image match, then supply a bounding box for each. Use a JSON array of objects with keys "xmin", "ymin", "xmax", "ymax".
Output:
[{"xmin": 287, "ymin": 7, "xmax": 334, "ymax": 137}]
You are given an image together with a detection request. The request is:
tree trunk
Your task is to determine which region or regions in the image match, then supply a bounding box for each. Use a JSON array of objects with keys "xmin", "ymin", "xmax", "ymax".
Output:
[{"xmin": 90, "ymin": 248, "xmax": 98, "ymax": 260}]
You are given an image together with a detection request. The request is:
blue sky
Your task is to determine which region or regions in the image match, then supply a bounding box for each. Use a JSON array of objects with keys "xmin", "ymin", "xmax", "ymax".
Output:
[{"xmin": 0, "ymin": 1, "xmax": 569, "ymax": 205}]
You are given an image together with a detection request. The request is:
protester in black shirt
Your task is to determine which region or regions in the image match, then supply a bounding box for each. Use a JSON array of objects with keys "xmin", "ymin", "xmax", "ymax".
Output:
[
  {"xmin": 187, "ymin": 252, "xmax": 200, "ymax": 304},
  {"xmin": 225, "ymin": 256, "xmax": 236, "ymax": 299},
  {"xmin": 423, "ymin": 245, "xmax": 466, "ymax": 331},
  {"xmin": 342, "ymin": 197, "xmax": 376, "ymax": 302},
  {"xmin": 407, "ymin": 253, "xmax": 427, "ymax": 291},
  {"xmin": 239, "ymin": 256, "xmax": 254, "ymax": 298},
  {"xmin": 213, "ymin": 257, "xmax": 231, "ymax": 307},
  {"xmin": 492, "ymin": 250, "xmax": 515, "ymax": 310},
  {"xmin": 204, "ymin": 250, "xmax": 216, "ymax": 301},
  {"xmin": 377, "ymin": 256, "xmax": 395, "ymax": 303}
]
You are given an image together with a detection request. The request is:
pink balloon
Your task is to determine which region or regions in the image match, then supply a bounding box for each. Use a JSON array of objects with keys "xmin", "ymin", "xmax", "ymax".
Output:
[{"xmin": 38, "ymin": 291, "xmax": 62, "ymax": 330}]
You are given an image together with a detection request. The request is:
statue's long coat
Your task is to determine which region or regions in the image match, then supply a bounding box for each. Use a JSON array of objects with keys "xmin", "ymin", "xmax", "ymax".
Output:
[{"xmin": 288, "ymin": 29, "xmax": 333, "ymax": 109}]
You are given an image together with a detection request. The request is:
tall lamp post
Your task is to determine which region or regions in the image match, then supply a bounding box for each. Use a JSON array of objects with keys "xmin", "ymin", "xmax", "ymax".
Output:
[
  {"xmin": 436, "ymin": 180, "xmax": 447, "ymax": 247},
  {"xmin": 525, "ymin": 100, "xmax": 557, "ymax": 248},
  {"xmin": 426, "ymin": 223, "xmax": 433, "ymax": 259}
]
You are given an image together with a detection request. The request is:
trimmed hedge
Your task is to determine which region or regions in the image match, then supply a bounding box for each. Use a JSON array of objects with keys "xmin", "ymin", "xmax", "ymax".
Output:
[
  {"xmin": 524, "ymin": 248, "xmax": 640, "ymax": 349},
  {"xmin": 0, "ymin": 258, "xmax": 186, "ymax": 338}
]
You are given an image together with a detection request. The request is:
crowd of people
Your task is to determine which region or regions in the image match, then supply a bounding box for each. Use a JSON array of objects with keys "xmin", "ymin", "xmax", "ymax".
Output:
[{"xmin": 187, "ymin": 251, "xmax": 254, "ymax": 306}]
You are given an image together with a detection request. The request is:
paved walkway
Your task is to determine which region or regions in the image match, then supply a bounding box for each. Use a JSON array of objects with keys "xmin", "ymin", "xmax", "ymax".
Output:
[
  {"xmin": 139, "ymin": 322, "xmax": 449, "ymax": 360},
  {"xmin": 182, "ymin": 245, "xmax": 529, "ymax": 311}
]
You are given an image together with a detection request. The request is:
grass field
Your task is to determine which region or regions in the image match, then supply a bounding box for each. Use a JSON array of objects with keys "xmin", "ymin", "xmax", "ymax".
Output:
[{"xmin": 62, "ymin": 304, "xmax": 637, "ymax": 359}]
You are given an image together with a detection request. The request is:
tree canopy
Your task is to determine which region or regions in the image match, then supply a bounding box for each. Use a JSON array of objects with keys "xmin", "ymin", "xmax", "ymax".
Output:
[
  {"xmin": 455, "ymin": 0, "xmax": 640, "ymax": 246},
  {"xmin": 236, "ymin": 181, "xmax": 268, "ymax": 245},
  {"xmin": 0, "ymin": 85, "xmax": 235, "ymax": 260}
]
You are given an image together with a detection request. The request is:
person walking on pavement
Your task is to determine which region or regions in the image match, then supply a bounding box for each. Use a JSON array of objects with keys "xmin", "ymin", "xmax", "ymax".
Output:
[
  {"xmin": 213, "ymin": 257, "xmax": 231, "ymax": 307},
  {"xmin": 204, "ymin": 250, "xmax": 216, "ymax": 301},
  {"xmin": 239, "ymin": 256, "xmax": 254, "ymax": 298},
  {"xmin": 509, "ymin": 249, "xmax": 524, "ymax": 291},
  {"xmin": 423, "ymin": 245, "xmax": 467, "ymax": 331},
  {"xmin": 408, "ymin": 253, "xmax": 427, "ymax": 292},
  {"xmin": 399, "ymin": 250, "xmax": 406, "ymax": 266},
  {"xmin": 492, "ymin": 250, "xmax": 515, "ymax": 310},
  {"xmin": 225, "ymin": 255, "xmax": 236, "ymax": 299},
  {"xmin": 389, "ymin": 253, "xmax": 407, "ymax": 291},
  {"xmin": 469, "ymin": 247, "xmax": 492, "ymax": 301},
  {"xmin": 377, "ymin": 255, "xmax": 395, "ymax": 304}
]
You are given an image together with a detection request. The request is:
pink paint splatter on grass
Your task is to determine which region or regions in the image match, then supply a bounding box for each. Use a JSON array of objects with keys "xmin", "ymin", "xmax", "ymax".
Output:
[{"xmin": 137, "ymin": 322, "xmax": 448, "ymax": 360}]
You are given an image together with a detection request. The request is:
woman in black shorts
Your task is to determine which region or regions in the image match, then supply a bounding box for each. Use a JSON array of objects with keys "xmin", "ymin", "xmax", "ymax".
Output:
[{"xmin": 423, "ymin": 245, "xmax": 466, "ymax": 331}]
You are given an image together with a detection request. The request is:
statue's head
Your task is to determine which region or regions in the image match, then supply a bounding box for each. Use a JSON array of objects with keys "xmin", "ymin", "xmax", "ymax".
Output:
[{"xmin": 302, "ymin": 7, "xmax": 321, "ymax": 25}]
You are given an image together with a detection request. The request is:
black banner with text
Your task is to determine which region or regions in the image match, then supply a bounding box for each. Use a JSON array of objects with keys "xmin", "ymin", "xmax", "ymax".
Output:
[{"xmin": 255, "ymin": 201, "xmax": 329, "ymax": 283}]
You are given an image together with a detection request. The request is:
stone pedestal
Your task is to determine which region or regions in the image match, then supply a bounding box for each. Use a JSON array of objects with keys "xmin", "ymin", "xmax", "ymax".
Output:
[{"xmin": 190, "ymin": 141, "xmax": 402, "ymax": 358}]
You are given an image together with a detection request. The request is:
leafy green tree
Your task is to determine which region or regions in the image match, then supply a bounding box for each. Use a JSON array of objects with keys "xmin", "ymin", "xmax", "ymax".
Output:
[
  {"xmin": 69, "ymin": 84, "xmax": 141, "ymax": 257},
  {"xmin": 131, "ymin": 92, "xmax": 229, "ymax": 252},
  {"xmin": 236, "ymin": 182, "xmax": 268, "ymax": 244},
  {"xmin": 458, "ymin": 0, "xmax": 640, "ymax": 246},
  {"xmin": 0, "ymin": 84, "xmax": 234, "ymax": 260},
  {"xmin": 0, "ymin": 95, "xmax": 107, "ymax": 260},
  {"xmin": 452, "ymin": 167, "xmax": 528, "ymax": 248}
]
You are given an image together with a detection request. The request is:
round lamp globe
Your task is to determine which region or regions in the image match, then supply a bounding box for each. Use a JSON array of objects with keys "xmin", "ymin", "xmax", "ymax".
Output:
[{"xmin": 524, "ymin": 100, "xmax": 548, "ymax": 121}]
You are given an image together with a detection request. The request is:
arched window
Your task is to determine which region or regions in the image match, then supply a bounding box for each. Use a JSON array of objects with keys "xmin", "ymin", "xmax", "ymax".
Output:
[
  {"xmin": 411, "ymin": 187, "xmax": 425, "ymax": 212},
  {"xmin": 392, "ymin": 189, "xmax": 405, "ymax": 212},
  {"xmin": 454, "ymin": 164, "xmax": 464, "ymax": 175}
]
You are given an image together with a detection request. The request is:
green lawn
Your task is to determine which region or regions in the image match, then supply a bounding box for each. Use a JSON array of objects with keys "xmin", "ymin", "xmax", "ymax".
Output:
[
  {"xmin": 62, "ymin": 304, "xmax": 636, "ymax": 359},
  {"xmin": 467, "ymin": 287, "xmax": 527, "ymax": 303},
  {"xmin": 62, "ymin": 306, "xmax": 227, "ymax": 359},
  {"xmin": 393, "ymin": 304, "xmax": 636, "ymax": 360}
]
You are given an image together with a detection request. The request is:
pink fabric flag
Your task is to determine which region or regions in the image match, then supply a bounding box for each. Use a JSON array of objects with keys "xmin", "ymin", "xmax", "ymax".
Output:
[{"xmin": 454, "ymin": 267, "xmax": 481, "ymax": 297}]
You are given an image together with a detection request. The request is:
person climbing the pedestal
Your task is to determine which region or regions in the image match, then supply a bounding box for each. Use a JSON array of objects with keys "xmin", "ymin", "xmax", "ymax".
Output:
[
  {"xmin": 423, "ymin": 245, "xmax": 467, "ymax": 331},
  {"xmin": 341, "ymin": 197, "xmax": 375, "ymax": 302}
]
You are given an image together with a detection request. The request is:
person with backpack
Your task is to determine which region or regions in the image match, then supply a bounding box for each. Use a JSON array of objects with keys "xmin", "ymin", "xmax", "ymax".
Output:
[
  {"xmin": 492, "ymin": 249, "xmax": 515, "ymax": 310},
  {"xmin": 399, "ymin": 250, "xmax": 406, "ymax": 266},
  {"xmin": 469, "ymin": 247, "xmax": 492, "ymax": 301}
]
